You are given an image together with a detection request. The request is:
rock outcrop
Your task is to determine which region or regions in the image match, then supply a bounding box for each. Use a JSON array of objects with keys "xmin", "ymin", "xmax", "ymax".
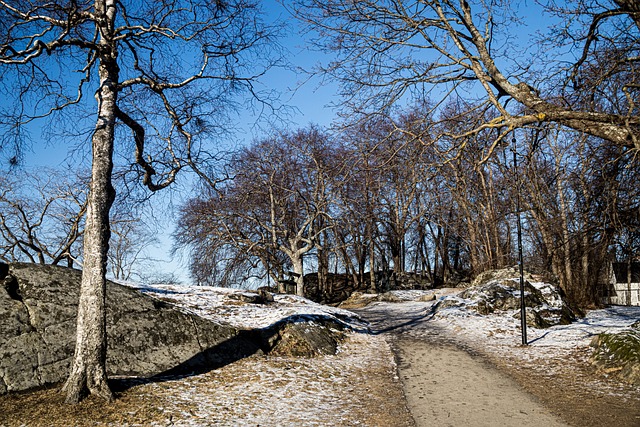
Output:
[
  {"xmin": 0, "ymin": 262, "xmax": 347, "ymax": 394},
  {"xmin": 261, "ymin": 315, "xmax": 345, "ymax": 357},
  {"xmin": 0, "ymin": 262, "xmax": 241, "ymax": 394},
  {"xmin": 590, "ymin": 321, "xmax": 640, "ymax": 386},
  {"xmin": 428, "ymin": 266, "xmax": 577, "ymax": 328}
]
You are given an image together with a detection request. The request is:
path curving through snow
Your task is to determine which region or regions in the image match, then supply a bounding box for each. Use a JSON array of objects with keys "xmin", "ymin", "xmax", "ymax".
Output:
[{"xmin": 356, "ymin": 303, "xmax": 570, "ymax": 427}]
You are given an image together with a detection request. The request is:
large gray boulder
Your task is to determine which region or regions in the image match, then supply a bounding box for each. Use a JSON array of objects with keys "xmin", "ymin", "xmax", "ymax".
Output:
[
  {"xmin": 0, "ymin": 262, "xmax": 349, "ymax": 395},
  {"xmin": 0, "ymin": 262, "xmax": 240, "ymax": 394}
]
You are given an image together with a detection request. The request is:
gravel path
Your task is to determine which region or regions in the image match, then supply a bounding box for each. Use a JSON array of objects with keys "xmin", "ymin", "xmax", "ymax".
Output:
[{"xmin": 356, "ymin": 305, "xmax": 569, "ymax": 427}]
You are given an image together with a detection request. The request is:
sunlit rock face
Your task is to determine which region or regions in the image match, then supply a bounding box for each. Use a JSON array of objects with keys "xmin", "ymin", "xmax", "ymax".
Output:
[
  {"xmin": 0, "ymin": 262, "xmax": 349, "ymax": 394},
  {"xmin": 0, "ymin": 262, "xmax": 238, "ymax": 394}
]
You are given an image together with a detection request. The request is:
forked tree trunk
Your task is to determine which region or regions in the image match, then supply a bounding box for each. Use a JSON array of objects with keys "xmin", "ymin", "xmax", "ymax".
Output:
[{"xmin": 63, "ymin": 0, "xmax": 118, "ymax": 404}]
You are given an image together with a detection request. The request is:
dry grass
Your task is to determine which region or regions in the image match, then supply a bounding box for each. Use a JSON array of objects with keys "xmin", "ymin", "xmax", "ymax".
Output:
[{"xmin": 0, "ymin": 333, "xmax": 413, "ymax": 427}]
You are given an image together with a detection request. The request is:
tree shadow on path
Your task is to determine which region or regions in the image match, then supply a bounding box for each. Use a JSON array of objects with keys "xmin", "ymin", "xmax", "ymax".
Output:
[{"xmin": 353, "ymin": 303, "xmax": 438, "ymax": 335}]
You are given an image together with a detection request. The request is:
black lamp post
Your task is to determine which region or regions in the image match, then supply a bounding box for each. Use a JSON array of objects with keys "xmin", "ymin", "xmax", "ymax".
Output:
[{"xmin": 512, "ymin": 135, "xmax": 528, "ymax": 346}]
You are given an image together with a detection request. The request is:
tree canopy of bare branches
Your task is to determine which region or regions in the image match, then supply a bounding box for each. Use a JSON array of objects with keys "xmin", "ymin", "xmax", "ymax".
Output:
[
  {"xmin": 292, "ymin": 0, "xmax": 639, "ymax": 152},
  {"xmin": 177, "ymin": 126, "xmax": 339, "ymax": 296},
  {"xmin": 0, "ymin": 170, "xmax": 86, "ymax": 266}
]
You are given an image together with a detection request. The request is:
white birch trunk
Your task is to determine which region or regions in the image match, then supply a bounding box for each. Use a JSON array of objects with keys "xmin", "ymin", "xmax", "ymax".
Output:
[{"xmin": 63, "ymin": 0, "xmax": 118, "ymax": 403}]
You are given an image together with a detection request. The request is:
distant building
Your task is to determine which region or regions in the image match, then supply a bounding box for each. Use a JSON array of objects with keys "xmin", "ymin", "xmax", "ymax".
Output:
[{"xmin": 599, "ymin": 262, "xmax": 640, "ymax": 306}]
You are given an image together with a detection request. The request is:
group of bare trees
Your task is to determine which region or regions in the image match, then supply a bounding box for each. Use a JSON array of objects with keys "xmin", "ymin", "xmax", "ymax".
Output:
[
  {"xmin": 0, "ymin": 171, "xmax": 86, "ymax": 266},
  {"xmin": 176, "ymin": 127, "xmax": 338, "ymax": 295},
  {"xmin": 177, "ymin": 103, "xmax": 639, "ymax": 309},
  {"xmin": 0, "ymin": 169, "xmax": 160, "ymax": 281},
  {"xmin": 270, "ymin": 0, "xmax": 637, "ymax": 305}
]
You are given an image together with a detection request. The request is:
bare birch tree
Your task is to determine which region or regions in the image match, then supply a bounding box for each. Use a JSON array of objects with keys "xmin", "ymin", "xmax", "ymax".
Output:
[{"xmin": 0, "ymin": 0, "xmax": 280, "ymax": 403}]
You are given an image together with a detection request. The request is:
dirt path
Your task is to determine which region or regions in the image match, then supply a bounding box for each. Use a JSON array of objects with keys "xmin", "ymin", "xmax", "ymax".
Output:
[
  {"xmin": 356, "ymin": 305, "xmax": 569, "ymax": 427},
  {"xmin": 393, "ymin": 338, "xmax": 568, "ymax": 427}
]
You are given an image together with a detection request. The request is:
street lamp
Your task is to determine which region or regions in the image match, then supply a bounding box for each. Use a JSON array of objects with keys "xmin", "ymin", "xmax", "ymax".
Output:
[{"xmin": 512, "ymin": 135, "xmax": 528, "ymax": 346}]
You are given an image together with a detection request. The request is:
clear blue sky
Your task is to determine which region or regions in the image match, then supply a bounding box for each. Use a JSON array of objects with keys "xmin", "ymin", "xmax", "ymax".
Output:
[
  {"xmin": 5, "ymin": 1, "xmax": 341, "ymax": 284},
  {"xmin": 146, "ymin": 2, "xmax": 343, "ymax": 283},
  {"xmin": 4, "ymin": 0, "xmax": 560, "ymax": 284}
]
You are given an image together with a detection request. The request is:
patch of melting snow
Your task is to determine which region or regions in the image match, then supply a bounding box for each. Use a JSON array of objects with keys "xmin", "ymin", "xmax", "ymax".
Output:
[
  {"xmin": 116, "ymin": 281, "xmax": 639, "ymax": 424},
  {"xmin": 385, "ymin": 287, "xmax": 640, "ymax": 401},
  {"xmin": 131, "ymin": 282, "xmax": 638, "ymax": 368},
  {"xmin": 124, "ymin": 282, "xmax": 367, "ymax": 331}
]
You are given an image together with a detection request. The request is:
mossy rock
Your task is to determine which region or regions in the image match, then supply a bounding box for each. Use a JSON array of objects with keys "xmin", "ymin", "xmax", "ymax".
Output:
[
  {"xmin": 590, "ymin": 328, "xmax": 640, "ymax": 386},
  {"xmin": 261, "ymin": 316, "xmax": 346, "ymax": 357}
]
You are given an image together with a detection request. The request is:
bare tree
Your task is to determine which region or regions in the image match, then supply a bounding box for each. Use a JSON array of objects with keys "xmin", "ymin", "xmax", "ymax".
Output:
[
  {"xmin": 177, "ymin": 126, "xmax": 338, "ymax": 297},
  {"xmin": 292, "ymin": 0, "xmax": 639, "ymax": 151},
  {"xmin": 521, "ymin": 124, "xmax": 640, "ymax": 307},
  {"xmin": 0, "ymin": 170, "xmax": 87, "ymax": 266},
  {"xmin": 107, "ymin": 215, "xmax": 158, "ymax": 282},
  {"xmin": 0, "ymin": 0, "xmax": 279, "ymax": 402}
]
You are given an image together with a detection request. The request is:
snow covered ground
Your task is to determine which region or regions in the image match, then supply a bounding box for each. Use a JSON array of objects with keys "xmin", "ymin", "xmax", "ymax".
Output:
[
  {"xmin": 106, "ymin": 282, "xmax": 640, "ymax": 426},
  {"xmin": 132, "ymin": 281, "xmax": 639, "ymax": 387},
  {"xmin": 127, "ymin": 283, "xmax": 367, "ymax": 330},
  {"xmin": 3, "ymin": 280, "xmax": 637, "ymax": 426},
  {"xmin": 362, "ymin": 287, "xmax": 639, "ymax": 384},
  {"xmin": 73, "ymin": 283, "xmax": 407, "ymax": 426},
  {"xmin": 362, "ymin": 281, "xmax": 638, "ymax": 355}
]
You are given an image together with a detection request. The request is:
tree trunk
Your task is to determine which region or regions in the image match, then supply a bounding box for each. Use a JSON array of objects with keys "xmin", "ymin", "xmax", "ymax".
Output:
[
  {"xmin": 275, "ymin": 269, "xmax": 287, "ymax": 294},
  {"xmin": 292, "ymin": 255, "xmax": 305, "ymax": 297},
  {"xmin": 63, "ymin": 0, "xmax": 117, "ymax": 404},
  {"xmin": 627, "ymin": 253, "xmax": 633, "ymax": 306},
  {"xmin": 557, "ymin": 174, "xmax": 574, "ymax": 300},
  {"xmin": 369, "ymin": 240, "xmax": 377, "ymax": 292},
  {"xmin": 317, "ymin": 246, "xmax": 329, "ymax": 298}
]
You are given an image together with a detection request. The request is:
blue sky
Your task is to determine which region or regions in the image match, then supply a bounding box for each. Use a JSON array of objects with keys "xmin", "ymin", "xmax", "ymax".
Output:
[
  {"xmin": 20, "ymin": 2, "xmax": 339, "ymax": 166},
  {"xmin": 145, "ymin": 2, "xmax": 343, "ymax": 282},
  {"xmin": 2, "ymin": 1, "xmax": 342, "ymax": 283},
  {"xmin": 3, "ymin": 0, "xmax": 564, "ymax": 283}
]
